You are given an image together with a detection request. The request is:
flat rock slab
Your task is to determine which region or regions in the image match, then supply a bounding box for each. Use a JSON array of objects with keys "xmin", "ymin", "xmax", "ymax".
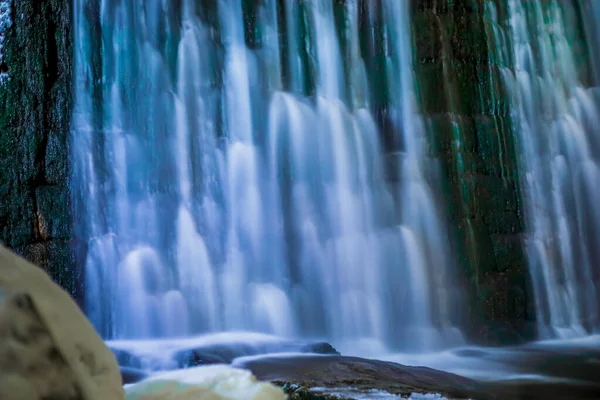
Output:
[{"xmin": 236, "ymin": 355, "xmax": 496, "ymax": 400}]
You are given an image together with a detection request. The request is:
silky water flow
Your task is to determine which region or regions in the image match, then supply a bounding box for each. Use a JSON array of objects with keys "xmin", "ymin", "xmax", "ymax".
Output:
[{"xmin": 71, "ymin": 0, "xmax": 464, "ymax": 351}]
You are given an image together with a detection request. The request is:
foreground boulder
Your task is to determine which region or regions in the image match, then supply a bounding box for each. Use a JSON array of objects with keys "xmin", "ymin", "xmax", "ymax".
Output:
[
  {"xmin": 125, "ymin": 365, "xmax": 286, "ymax": 400},
  {"xmin": 0, "ymin": 246, "xmax": 124, "ymax": 400}
]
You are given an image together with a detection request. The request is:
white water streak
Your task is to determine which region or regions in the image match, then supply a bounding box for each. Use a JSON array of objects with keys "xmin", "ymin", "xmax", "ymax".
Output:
[{"xmin": 503, "ymin": 0, "xmax": 600, "ymax": 338}]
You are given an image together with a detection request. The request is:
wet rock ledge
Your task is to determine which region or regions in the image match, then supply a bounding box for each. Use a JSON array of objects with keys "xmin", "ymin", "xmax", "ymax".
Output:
[
  {"xmin": 114, "ymin": 337, "xmax": 492, "ymax": 399},
  {"xmin": 237, "ymin": 355, "xmax": 493, "ymax": 400}
]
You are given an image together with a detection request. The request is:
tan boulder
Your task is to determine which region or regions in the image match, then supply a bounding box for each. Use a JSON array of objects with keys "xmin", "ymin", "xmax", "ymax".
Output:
[
  {"xmin": 0, "ymin": 245, "xmax": 124, "ymax": 400},
  {"xmin": 125, "ymin": 365, "xmax": 287, "ymax": 400}
]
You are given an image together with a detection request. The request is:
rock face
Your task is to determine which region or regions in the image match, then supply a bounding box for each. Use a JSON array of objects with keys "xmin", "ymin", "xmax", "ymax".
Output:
[
  {"xmin": 0, "ymin": 0, "xmax": 77, "ymax": 298},
  {"xmin": 410, "ymin": 0, "xmax": 536, "ymax": 345},
  {"xmin": 0, "ymin": 245, "xmax": 124, "ymax": 400}
]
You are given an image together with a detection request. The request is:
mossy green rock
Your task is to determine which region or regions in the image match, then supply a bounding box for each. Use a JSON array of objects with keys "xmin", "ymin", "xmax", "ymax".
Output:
[{"xmin": 410, "ymin": 0, "xmax": 533, "ymax": 345}]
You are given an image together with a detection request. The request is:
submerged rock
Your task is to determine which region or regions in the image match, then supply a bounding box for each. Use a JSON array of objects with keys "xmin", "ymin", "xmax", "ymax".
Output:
[
  {"xmin": 109, "ymin": 333, "xmax": 339, "ymax": 370},
  {"xmin": 236, "ymin": 354, "xmax": 495, "ymax": 400},
  {"xmin": 125, "ymin": 365, "xmax": 286, "ymax": 400},
  {"xmin": 122, "ymin": 366, "xmax": 150, "ymax": 385},
  {"xmin": 173, "ymin": 340, "xmax": 340, "ymax": 368},
  {"xmin": 0, "ymin": 246, "xmax": 124, "ymax": 400}
]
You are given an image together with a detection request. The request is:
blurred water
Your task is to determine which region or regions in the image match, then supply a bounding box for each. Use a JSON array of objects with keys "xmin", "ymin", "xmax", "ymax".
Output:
[
  {"xmin": 71, "ymin": 0, "xmax": 462, "ymax": 350},
  {"xmin": 492, "ymin": 0, "xmax": 600, "ymax": 338}
]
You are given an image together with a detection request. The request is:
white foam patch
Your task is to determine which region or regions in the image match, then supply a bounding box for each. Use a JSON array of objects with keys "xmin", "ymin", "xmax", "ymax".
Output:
[
  {"xmin": 125, "ymin": 365, "xmax": 286, "ymax": 400},
  {"xmin": 408, "ymin": 394, "xmax": 450, "ymax": 400},
  {"xmin": 108, "ymin": 331, "xmax": 289, "ymax": 351},
  {"xmin": 308, "ymin": 387, "xmax": 450, "ymax": 399},
  {"xmin": 109, "ymin": 331, "xmax": 289, "ymax": 369},
  {"xmin": 532, "ymin": 334, "xmax": 600, "ymax": 348},
  {"xmin": 231, "ymin": 351, "xmax": 332, "ymax": 368}
]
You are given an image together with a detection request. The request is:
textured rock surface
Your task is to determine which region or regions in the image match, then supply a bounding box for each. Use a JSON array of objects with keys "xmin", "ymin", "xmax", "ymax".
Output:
[
  {"xmin": 0, "ymin": 291, "xmax": 81, "ymax": 400},
  {"xmin": 0, "ymin": 0, "xmax": 76, "ymax": 297},
  {"xmin": 410, "ymin": 0, "xmax": 535, "ymax": 345},
  {"xmin": 0, "ymin": 245, "xmax": 124, "ymax": 400},
  {"xmin": 238, "ymin": 354, "xmax": 494, "ymax": 400}
]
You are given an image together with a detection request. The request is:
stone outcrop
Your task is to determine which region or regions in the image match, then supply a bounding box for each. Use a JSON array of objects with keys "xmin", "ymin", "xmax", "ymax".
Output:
[
  {"xmin": 237, "ymin": 354, "xmax": 494, "ymax": 400},
  {"xmin": 0, "ymin": 245, "xmax": 124, "ymax": 400},
  {"xmin": 0, "ymin": 0, "xmax": 77, "ymax": 298}
]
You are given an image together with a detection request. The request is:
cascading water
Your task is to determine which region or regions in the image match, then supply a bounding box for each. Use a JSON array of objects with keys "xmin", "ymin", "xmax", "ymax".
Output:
[
  {"xmin": 71, "ymin": 0, "xmax": 463, "ymax": 351},
  {"xmin": 498, "ymin": 0, "xmax": 600, "ymax": 338}
]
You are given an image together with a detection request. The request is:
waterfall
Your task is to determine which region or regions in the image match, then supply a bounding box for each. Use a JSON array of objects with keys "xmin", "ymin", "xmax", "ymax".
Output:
[
  {"xmin": 500, "ymin": 0, "xmax": 600, "ymax": 338},
  {"xmin": 71, "ymin": 0, "xmax": 463, "ymax": 351}
]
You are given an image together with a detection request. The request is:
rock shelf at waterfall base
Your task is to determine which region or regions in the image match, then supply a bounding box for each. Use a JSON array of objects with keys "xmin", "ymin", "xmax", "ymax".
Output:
[
  {"xmin": 112, "ymin": 335, "xmax": 490, "ymax": 399},
  {"xmin": 111, "ymin": 331, "xmax": 600, "ymax": 399},
  {"xmin": 238, "ymin": 351, "xmax": 600, "ymax": 400},
  {"xmin": 236, "ymin": 355, "xmax": 492, "ymax": 400}
]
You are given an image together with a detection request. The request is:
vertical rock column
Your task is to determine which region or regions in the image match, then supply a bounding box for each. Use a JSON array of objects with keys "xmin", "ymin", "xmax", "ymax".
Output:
[
  {"xmin": 410, "ymin": 0, "xmax": 535, "ymax": 344},
  {"xmin": 0, "ymin": 0, "xmax": 76, "ymax": 297}
]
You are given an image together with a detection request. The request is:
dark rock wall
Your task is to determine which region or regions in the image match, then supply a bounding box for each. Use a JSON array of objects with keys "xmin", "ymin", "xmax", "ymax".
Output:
[
  {"xmin": 410, "ymin": 0, "xmax": 536, "ymax": 344},
  {"xmin": 0, "ymin": 0, "xmax": 77, "ymax": 298}
]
